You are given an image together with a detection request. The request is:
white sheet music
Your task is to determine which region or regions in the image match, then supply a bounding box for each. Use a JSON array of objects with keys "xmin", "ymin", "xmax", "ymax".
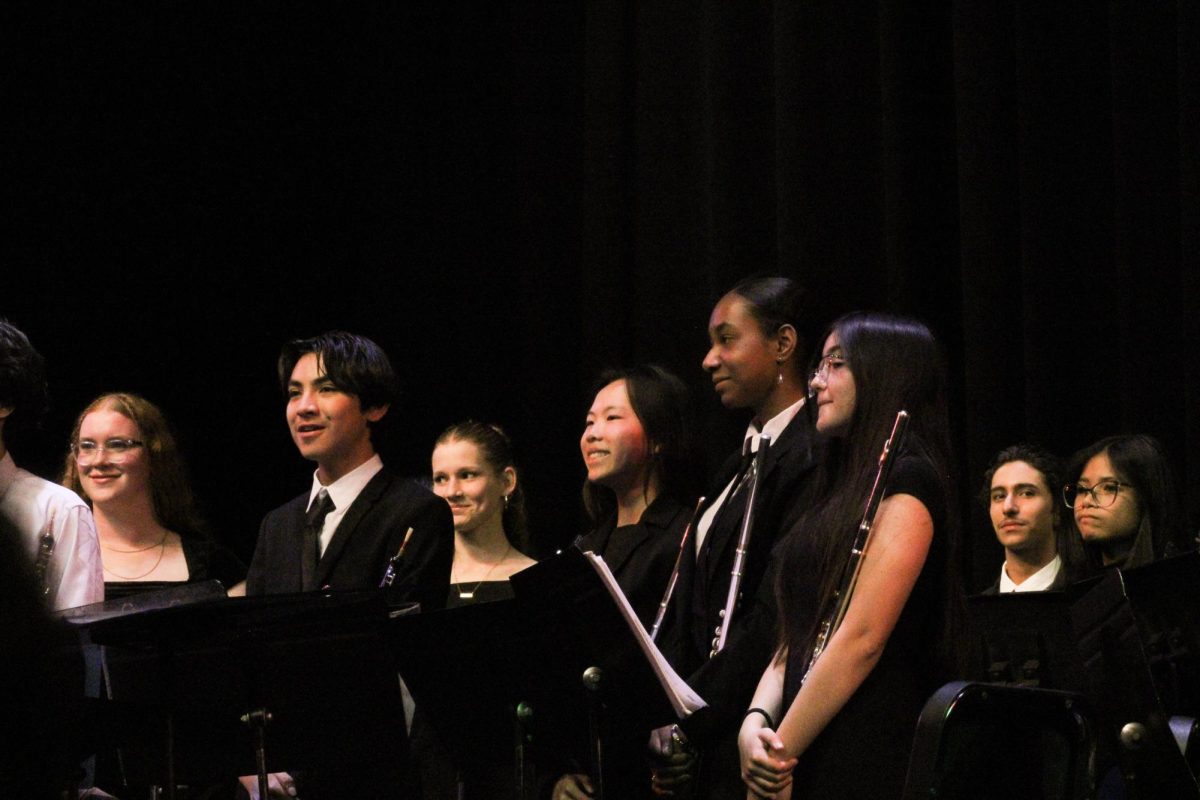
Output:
[{"xmin": 582, "ymin": 552, "xmax": 707, "ymax": 717}]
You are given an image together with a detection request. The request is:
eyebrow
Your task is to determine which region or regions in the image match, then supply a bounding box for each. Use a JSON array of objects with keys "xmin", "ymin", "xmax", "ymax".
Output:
[
  {"xmin": 992, "ymin": 482, "xmax": 1043, "ymax": 492},
  {"xmin": 822, "ymin": 346, "xmax": 845, "ymax": 358},
  {"xmin": 1078, "ymin": 475, "xmax": 1119, "ymax": 485},
  {"xmin": 587, "ymin": 405, "xmax": 626, "ymax": 416}
]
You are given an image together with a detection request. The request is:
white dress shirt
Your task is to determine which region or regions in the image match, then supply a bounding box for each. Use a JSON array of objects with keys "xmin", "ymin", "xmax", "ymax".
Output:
[
  {"xmin": 998, "ymin": 553, "xmax": 1062, "ymax": 593},
  {"xmin": 307, "ymin": 454, "xmax": 384, "ymax": 557},
  {"xmin": 694, "ymin": 397, "xmax": 805, "ymax": 556},
  {"xmin": 0, "ymin": 451, "xmax": 104, "ymax": 610}
]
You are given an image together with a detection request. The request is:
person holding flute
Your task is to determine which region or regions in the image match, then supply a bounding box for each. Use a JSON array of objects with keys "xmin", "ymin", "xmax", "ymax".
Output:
[
  {"xmin": 739, "ymin": 312, "xmax": 965, "ymax": 798},
  {"xmin": 552, "ymin": 365, "xmax": 698, "ymax": 800},
  {"xmin": 652, "ymin": 277, "xmax": 823, "ymax": 799}
]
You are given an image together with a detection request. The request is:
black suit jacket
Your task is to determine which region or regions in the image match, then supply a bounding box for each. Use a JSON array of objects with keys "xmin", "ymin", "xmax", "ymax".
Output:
[
  {"xmin": 247, "ymin": 467, "xmax": 454, "ymax": 612},
  {"xmin": 575, "ymin": 495, "xmax": 690, "ymax": 655},
  {"xmin": 675, "ymin": 409, "xmax": 822, "ymax": 744}
]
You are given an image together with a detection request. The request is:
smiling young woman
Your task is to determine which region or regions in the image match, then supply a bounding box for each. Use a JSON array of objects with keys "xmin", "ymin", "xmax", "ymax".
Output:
[
  {"xmin": 62, "ymin": 393, "xmax": 245, "ymax": 599},
  {"xmin": 430, "ymin": 420, "xmax": 535, "ymax": 604}
]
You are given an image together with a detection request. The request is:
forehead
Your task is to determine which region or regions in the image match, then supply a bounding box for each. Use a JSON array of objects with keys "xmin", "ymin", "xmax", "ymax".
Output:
[
  {"xmin": 823, "ymin": 331, "xmax": 842, "ymax": 354},
  {"xmin": 590, "ymin": 379, "xmax": 631, "ymax": 410},
  {"xmin": 708, "ymin": 293, "xmax": 757, "ymax": 332},
  {"xmin": 1080, "ymin": 451, "xmax": 1118, "ymax": 480},
  {"xmin": 992, "ymin": 460, "xmax": 1048, "ymax": 490},
  {"xmin": 289, "ymin": 351, "xmax": 326, "ymax": 383},
  {"xmin": 432, "ymin": 437, "xmax": 483, "ymax": 469},
  {"xmin": 80, "ymin": 407, "xmax": 139, "ymax": 437}
]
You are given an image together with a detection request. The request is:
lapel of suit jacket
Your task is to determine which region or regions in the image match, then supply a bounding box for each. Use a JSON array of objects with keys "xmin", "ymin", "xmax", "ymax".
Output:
[
  {"xmin": 701, "ymin": 416, "xmax": 801, "ymax": 586},
  {"xmin": 602, "ymin": 498, "xmax": 680, "ymax": 576},
  {"xmin": 316, "ymin": 469, "xmax": 392, "ymax": 587}
]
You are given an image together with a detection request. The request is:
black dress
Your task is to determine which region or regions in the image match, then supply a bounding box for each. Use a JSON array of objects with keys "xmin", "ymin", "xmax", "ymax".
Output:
[
  {"xmin": 103, "ymin": 536, "xmax": 247, "ymax": 600},
  {"xmin": 781, "ymin": 454, "xmax": 950, "ymax": 799}
]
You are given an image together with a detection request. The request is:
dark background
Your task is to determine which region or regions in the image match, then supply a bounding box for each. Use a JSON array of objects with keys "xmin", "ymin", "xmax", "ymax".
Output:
[{"xmin": 6, "ymin": 1, "xmax": 1198, "ymax": 592}]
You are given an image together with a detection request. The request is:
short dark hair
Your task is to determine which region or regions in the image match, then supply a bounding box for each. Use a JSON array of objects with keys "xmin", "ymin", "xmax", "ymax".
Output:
[
  {"xmin": 582, "ymin": 364, "xmax": 698, "ymax": 523},
  {"xmin": 1065, "ymin": 434, "xmax": 1188, "ymax": 569},
  {"xmin": 980, "ymin": 443, "xmax": 1063, "ymax": 508},
  {"xmin": 436, "ymin": 420, "xmax": 529, "ymax": 552},
  {"xmin": 278, "ymin": 331, "xmax": 398, "ymax": 440},
  {"xmin": 0, "ymin": 320, "xmax": 49, "ymax": 439},
  {"xmin": 980, "ymin": 443, "xmax": 1086, "ymax": 577}
]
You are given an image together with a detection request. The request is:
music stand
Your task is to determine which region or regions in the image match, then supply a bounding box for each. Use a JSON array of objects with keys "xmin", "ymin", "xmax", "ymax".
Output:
[
  {"xmin": 76, "ymin": 590, "xmax": 408, "ymax": 800},
  {"xmin": 1071, "ymin": 565, "xmax": 1200, "ymax": 798},
  {"xmin": 392, "ymin": 548, "xmax": 703, "ymax": 800},
  {"xmin": 966, "ymin": 589, "xmax": 1091, "ymax": 691}
]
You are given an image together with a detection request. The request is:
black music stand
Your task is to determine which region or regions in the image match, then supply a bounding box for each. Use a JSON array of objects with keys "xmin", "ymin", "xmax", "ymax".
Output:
[
  {"xmin": 1071, "ymin": 560, "xmax": 1200, "ymax": 798},
  {"xmin": 966, "ymin": 588, "xmax": 1092, "ymax": 691},
  {"xmin": 75, "ymin": 590, "xmax": 408, "ymax": 800},
  {"xmin": 392, "ymin": 597, "xmax": 539, "ymax": 800},
  {"xmin": 392, "ymin": 548, "xmax": 702, "ymax": 800}
]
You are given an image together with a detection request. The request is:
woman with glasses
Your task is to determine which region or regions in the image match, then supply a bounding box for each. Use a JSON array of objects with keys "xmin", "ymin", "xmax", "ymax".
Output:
[
  {"xmin": 62, "ymin": 393, "xmax": 245, "ymax": 600},
  {"xmin": 1063, "ymin": 434, "xmax": 1189, "ymax": 570},
  {"xmin": 738, "ymin": 312, "xmax": 965, "ymax": 799}
]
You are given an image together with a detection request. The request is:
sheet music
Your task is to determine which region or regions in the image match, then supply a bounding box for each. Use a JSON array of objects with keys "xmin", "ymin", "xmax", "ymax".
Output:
[{"xmin": 582, "ymin": 552, "xmax": 707, "ymax": 718}]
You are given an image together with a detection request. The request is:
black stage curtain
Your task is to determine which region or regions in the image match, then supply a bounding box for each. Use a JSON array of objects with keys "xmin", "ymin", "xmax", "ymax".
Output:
[{"xmin": 6, "ymin": 2, "xmax": 1197, "ymax": 590}]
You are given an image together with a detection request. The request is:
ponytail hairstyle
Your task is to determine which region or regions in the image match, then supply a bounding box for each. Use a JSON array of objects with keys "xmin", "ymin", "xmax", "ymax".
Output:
[{"xmin": 435, "ymin": 420, "xmax": 529, "ymax": 552}]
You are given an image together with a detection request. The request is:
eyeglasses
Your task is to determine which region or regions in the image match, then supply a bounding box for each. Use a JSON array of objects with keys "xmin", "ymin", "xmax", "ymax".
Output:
[
  {"xmin": 809, "ymin": 354, "xmax": 848, "ymax": 387},
  {"xmin": 1062, "ymin": 480, "xmax": 1131, "ymax": 508},
  {"xmin": 72, "ymin": 438, "xmax": 145, "ymax": 464}
]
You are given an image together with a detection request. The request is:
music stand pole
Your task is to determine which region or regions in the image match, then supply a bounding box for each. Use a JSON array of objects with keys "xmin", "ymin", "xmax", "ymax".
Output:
[
  {"xmin": 240, "ymin": 707, "xmax": 272, "ymax": 800},
  {"xmin": 582, "ymin": 666, "xmax": 605, "ymax": 800},
  {"xmin": 513, "ymin": 701, "xmax": 534, "ymax": 800}
]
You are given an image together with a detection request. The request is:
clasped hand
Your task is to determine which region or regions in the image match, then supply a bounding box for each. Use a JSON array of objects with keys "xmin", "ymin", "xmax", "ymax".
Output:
[{"xmin": 738, "ymin": 723, "xmax": 796, "ymax": 799}]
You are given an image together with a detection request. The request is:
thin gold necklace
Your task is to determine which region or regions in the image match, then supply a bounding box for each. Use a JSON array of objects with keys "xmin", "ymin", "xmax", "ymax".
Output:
[
  {"xmin": 102, "ymin": 531, "xmax": 169, "ymax": 553},
  {"xmin": 453, "ymin": 544, "xmax": 511, "ymax": 600},
  {"xmin": 103, "ymin": 535, "xmax": 169, "ymax": 581}
]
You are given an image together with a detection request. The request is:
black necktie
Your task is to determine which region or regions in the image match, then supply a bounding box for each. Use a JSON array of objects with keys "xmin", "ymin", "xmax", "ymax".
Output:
[{"xmin": 302, "ymin": 489, "xmax": 336, "ymax": 591}]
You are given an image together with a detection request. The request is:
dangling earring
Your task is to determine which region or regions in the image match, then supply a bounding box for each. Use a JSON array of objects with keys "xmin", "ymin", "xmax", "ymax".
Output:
[
  {"xmin": 776, "ymin": 358, "xmax": 784, "ymax": 386},
  {"xmin": 503, "ymin": 494, "xmax": 510, "ymax": 509}
]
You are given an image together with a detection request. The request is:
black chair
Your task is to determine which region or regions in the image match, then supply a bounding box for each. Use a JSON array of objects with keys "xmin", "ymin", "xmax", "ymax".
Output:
[{"xmin": 903, "ymin": 681, "xmax": 1098, "ymax": 800}]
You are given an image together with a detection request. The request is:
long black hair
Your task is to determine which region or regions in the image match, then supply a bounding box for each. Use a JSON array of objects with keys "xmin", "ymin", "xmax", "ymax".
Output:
[
  {"xmin": 582, "ymin": 364, "xmax": 699, "ymax": 524},
  {"xmin": 1065, "ymin": 434, "xmax": 1188, "ymax": 569},
  {"xmin": 775, "ymin": 312, "xmax": 964, "ymax": 672}
]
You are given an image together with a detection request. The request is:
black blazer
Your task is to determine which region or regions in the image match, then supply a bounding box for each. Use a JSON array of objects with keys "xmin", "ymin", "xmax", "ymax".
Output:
[
  {"xmin": 575, "ymin": 495, "xmax": 690, "ymax": 648},
  {"xmin": 675, "ymin": 409, "xmax": 822, "ymax": 743},
  {"xmin": 677, "ymin": 409, "xmax": 821, "ymax": 670},
  {"xmin": 247, "ymin": 468, "xmax": 454, "ymax": 612}
]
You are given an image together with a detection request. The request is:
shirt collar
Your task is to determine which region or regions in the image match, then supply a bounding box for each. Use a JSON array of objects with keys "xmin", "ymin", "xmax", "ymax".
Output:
[
  {"xmin": 308, "ymin": 454, "xmax": 384, "ymax": 512},
  {"xmin": 999, "ymin": 553, "xmax": 1062, "ymax": 593},
  {"xmin": 744, "ymin": 396, "xmax": 805, "ymax": 452}
]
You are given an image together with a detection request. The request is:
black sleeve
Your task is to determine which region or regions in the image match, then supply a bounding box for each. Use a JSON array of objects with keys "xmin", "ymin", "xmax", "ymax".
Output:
[{"xmin": 245, "ymin": 512, "xmax": 274, "ymax": 595}]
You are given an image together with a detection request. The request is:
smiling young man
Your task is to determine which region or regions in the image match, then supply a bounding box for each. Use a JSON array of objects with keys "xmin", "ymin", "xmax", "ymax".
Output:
[
  {"xmin": 980, "ymin": 444, "xmax": 1069, "ymax": 593},
  {"xmin": 0, "ymin": 320, "xmax": 103, "ymax": 611},
  {"xmin": 246, "ymin": 331, "xmax": 453, "ymax": 607}
]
